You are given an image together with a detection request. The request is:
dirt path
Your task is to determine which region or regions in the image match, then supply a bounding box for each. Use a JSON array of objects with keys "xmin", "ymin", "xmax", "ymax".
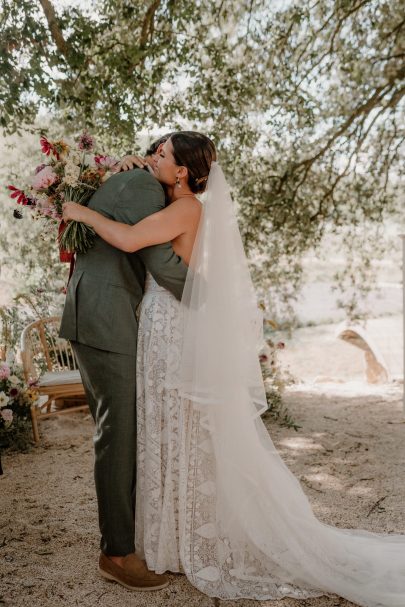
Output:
[{"xmin": 1, "ymin": 386, "xmax": 403, "ymax": 607}]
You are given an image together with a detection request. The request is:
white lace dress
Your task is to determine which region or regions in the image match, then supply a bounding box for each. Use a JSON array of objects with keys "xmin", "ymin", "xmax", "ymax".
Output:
[
  {"xmin": 135, "ymin": 273, "xmax": 185, "ymax": 573},
  {"xmin": 134, "ymin": 274, "xmax": 323, "ymax": 601}
]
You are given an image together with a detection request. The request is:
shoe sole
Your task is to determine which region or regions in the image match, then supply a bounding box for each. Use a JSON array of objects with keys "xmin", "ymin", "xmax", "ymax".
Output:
[{"xmin": 99, "ymin": 567, "xmax": 169, "ymax": 591}]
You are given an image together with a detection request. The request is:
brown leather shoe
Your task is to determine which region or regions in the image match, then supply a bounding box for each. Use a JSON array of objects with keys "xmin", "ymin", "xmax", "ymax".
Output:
[{"xmin": 99, "ymin": 552, "xmax": 169, "ymax": 591}]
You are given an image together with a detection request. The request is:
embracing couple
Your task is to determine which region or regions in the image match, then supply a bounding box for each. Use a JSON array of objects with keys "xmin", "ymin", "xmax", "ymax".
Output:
[{"xmin": 60, "ymin": 131, "xmax": 405, "ymax": 606}]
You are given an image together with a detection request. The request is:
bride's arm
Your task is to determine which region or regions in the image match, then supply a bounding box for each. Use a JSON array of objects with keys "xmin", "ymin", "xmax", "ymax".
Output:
[{"xmin": 62, "ymin": 199, "xmax": 200, "ymax": 253}]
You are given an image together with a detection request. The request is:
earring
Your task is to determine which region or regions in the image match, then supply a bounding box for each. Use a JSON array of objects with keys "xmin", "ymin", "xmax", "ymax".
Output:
[{"xmin": 176, "ymin": 176, "xmax": 181, "ymax": 188}]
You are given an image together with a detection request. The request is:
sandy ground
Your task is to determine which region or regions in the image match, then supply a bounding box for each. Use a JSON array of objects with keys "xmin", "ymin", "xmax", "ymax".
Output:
[{"xmin": 1, "ymin": 381, "xmax": 404, "ymax": 607}]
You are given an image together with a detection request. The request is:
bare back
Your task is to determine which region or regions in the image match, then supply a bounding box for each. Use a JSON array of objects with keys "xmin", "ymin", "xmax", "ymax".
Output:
[{"xmin": 169, "ymin": 196, "xmax": 202, "ymax": 266}]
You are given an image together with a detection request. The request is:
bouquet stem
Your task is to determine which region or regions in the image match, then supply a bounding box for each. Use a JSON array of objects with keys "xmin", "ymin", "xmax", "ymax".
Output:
[{"xmin": 58, "ymin": 220, "xmax": 96, "ymax": 254}]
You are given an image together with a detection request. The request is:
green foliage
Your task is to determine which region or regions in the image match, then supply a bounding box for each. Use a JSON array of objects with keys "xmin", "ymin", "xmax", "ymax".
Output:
[
  {"xmin": 0, "ymin": 0, "xmax": 404, "ymax": 320},
  {"xmin": 259, "ymin": 339, "xmax": 300, "ymax": 431}
]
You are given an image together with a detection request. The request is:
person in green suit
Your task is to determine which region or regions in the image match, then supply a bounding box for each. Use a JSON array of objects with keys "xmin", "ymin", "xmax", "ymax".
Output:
[{"xmin": 59, "ymin": 136, "xmax": 187, "ymax": 591}]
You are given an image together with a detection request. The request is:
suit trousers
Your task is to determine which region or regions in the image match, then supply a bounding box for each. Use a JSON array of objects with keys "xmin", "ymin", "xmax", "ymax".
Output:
[{"xmin": 71, "ymin": 341, "xmax": 137, "ymax": 556}]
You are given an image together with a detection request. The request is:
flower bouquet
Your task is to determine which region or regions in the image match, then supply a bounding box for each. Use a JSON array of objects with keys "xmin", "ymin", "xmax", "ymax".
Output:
[
  {"xmin": 7, "ymin": 132, "xmax": 119, "ymax": 258},
  {"xmin": 0, "ymin": 361, "xmax": 38, "ymax": 473}
]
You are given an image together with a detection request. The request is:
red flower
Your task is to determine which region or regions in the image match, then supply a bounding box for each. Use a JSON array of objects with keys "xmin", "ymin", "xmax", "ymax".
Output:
[
  {"xmin": 40, "ymin": 135, "xmax": 59, "ymax": 160},
  {"xmin": 9, "ymin": 388, "xmax": 19, "ymax": 398},
  {"xmin": 7, "ymin": 185, "xmax": 29, "ymax": 205}
]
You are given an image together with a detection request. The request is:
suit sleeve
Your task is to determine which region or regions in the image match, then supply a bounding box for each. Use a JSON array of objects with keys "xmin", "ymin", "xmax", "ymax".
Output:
[{"xmin": 114, "ymin": 170, "xmax": 188, "ymax": 301}]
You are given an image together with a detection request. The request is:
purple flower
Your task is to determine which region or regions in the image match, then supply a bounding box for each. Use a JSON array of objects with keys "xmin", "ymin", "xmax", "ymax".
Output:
[
  {"xmin": 78, "ymin": 132, "xmax": 95, "ymax": 152},
  {"xmin": 9, "ymin": 387, "xmax": 19, "ymax": 398}
]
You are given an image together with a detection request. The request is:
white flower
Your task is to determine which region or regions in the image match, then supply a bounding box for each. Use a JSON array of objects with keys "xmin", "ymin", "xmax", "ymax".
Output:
[
  {"xmin": 0, "ymin": 391, "xmax": 10, "ymax": 408},
  {"xmin": 68, "ymin": 151, "xmax": 82, "ymax": 166},
  {"xmin": 63, "ymin": 174, "xmax": 79, "ymax": 187},
  {"xmin": 63, "ymin": 162, "xmax": 81, "ymax": 187},
  {"xmin": 8, "ymin": 375, "xmax": 20, "ymax": 386},
  {"xmin": 1, "ymin": 408, "xmax": 13, "ymax": 426},
  {"xmin": 65, "ymin": 160, "xmax": 80, "ymax": 172}
]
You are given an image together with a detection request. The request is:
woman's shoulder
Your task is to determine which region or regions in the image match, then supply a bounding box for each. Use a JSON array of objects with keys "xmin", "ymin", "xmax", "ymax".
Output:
[
  {"xmin": 171, "ymin": 195, "xmax": 201, "ymax": 216},
  {"xmin": 166, "ymin": 196, "xmax": 201, "ymax": 234}
]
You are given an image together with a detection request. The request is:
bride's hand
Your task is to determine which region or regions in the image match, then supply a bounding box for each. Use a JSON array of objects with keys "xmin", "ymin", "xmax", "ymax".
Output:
[
  {"xmin": 62, "ymin": 201, "xmax": 89, "ymax": 223},
  {"xmin": 116, "ymin": 154, "xmax": 147, "ymax": 172}
]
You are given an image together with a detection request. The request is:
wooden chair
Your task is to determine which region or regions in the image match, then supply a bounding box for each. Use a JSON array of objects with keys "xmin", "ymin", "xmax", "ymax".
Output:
[{"xmin": 20, "ymin": 316, "xmax": 88, "ymax": 443}]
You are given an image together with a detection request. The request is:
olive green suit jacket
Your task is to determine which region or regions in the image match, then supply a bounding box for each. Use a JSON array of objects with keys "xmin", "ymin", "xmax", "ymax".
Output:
[{"xmin": 59, "ymin": 168, "xmax": 188, "ymax": 356}]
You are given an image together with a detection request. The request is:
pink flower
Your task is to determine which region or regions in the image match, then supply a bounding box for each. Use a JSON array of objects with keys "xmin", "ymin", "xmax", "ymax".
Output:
[
  {"xmin": 276, "ymin": 342, "xmax": 285, "ymax": 350},
  {"xmin": 38, "ymin": 207, "xmax": 54, "ymax": 218},
  {"xmin": 78, "ymin": 131, "xmax": 95, "ymax": 151},
  {"xmin": 36, "ymin": 197, "xmax": 52, "ymax": 210},
  {"xmin": 0, "ymin": 363, "xmax": 10, "ymax": 380},
  {"xmin": 31, "ymin": 166, "xmax": 58, "ymax": 191},
  {"xmin": 1, "ymin": 408, "xmax": 13, "ymax": 424},
  {"xmin": 259, "ymin": 354, "xmax": 268, "ymax": 363},
  {"xmin": 94, "ymin": 155, "xmax": 119, "ymax": 170}
]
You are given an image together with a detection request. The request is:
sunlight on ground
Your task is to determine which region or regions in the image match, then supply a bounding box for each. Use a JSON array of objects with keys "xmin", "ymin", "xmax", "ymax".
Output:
[
  {"xmin": 288, "ymin": 381, "xmax": 403, "ymax": 400},
  {"xmin": 304, "ymin": 473, "xmax": 345, "ymax": 491},
  {"xmin": 279, "ymin": 436, "xmax": 325, "ymax": 451},
  {"xmin": 347, "ymin": 485, "xmax": 373, "ymax": 497}
]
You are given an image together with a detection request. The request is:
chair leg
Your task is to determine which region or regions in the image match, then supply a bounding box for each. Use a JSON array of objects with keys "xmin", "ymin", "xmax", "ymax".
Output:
[{"xmin": 30, "ymin": 405, "xmax": 40, "ymax": 444}]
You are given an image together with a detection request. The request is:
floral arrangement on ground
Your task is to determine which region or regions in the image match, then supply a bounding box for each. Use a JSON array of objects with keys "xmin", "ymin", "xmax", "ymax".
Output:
[
  {"xmin": 0, "ymin": 361, "xmax": 37, "ymax": 469},
  {"xmin": 259, "ymin": 337, "xmax": 299, "ymax": 431}
]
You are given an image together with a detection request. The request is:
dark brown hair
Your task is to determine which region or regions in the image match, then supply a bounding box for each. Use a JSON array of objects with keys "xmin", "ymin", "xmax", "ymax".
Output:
[
  {"xmin": 145, "ymin": 133, "xmax": 174, "ymax": 157},
  {"xmin": 170, "ymin": 131, "xmax": 217, "ymax": 193}
]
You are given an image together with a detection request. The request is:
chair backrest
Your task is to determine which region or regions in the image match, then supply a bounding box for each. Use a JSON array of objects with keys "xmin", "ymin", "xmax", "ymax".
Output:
[{"xmin": 20, "ymin": 316, "xmax": 79, "ymax": 383}]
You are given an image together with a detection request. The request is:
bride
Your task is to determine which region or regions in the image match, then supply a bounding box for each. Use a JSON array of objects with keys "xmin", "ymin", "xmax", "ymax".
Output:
[{"xmin": 63, "ymin": 131, "xmax": 405, "ymax": 607}]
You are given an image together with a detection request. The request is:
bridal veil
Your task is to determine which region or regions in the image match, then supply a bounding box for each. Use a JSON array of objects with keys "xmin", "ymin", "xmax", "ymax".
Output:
[{"xmin": 173, "ymin": 162, "xmax": 405, "ymax": 607}]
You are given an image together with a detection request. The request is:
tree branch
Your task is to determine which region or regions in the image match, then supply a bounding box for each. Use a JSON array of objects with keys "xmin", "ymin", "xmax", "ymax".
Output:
[
  {"xmin": 38, "ymin": 0, "xmax": 71, "ymax": 61},
  {"xmin": 382, "ymin": 16, "xmax": 405, "ymax": 41},
  {"xmin": 300, "ymin": 64, "xmax": 404, "ymax": 168},
  {"xmin": 140, "ymin": 0, "xmax": 161, "ymax": 49}
]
